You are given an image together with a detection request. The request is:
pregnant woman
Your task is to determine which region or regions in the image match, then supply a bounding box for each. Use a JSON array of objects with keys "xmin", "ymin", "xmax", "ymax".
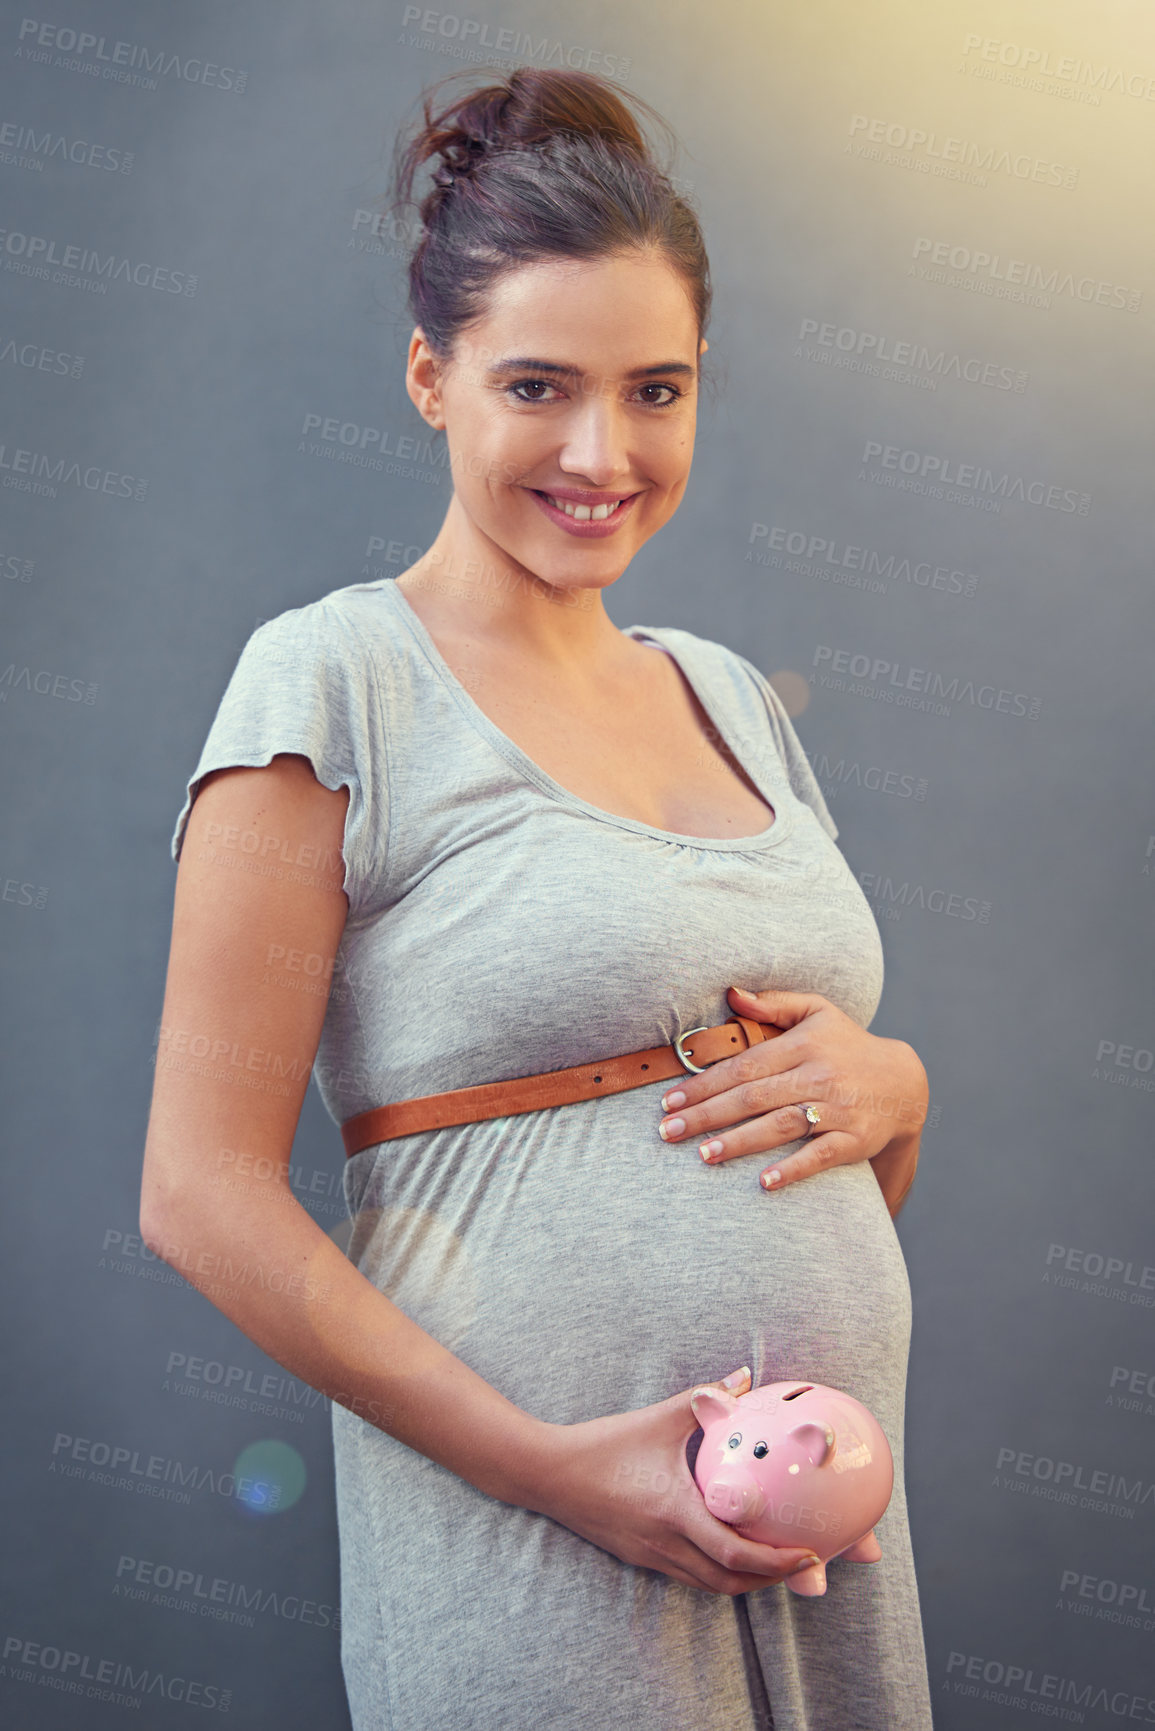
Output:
[{"xmin": 141, "ymin": 66, "xmax": 933, "ymax": 1730}]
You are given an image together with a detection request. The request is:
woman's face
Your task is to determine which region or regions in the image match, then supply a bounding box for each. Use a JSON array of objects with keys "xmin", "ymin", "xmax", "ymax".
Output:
[{"xmin": 407, "ymin": 249, "xmax": 706, "ymax": 597}]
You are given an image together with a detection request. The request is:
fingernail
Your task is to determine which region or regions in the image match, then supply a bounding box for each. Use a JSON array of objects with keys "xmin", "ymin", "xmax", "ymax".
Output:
[
  {"xmin": 658, "ymin": 1117, "xmax": 685, "ymax": 1140},
  {"xmin": 700, "ymin": 1140, "xmax": 724, "ymax": 1161},
  {"xmin": 791, "ymin": 1555, "xmax": 821, "ymax": 1574},
  {"xmin": 761, "ymin": 1169, "xmax": 782, "ymax": 1189},
  {"xmin": 722, "ymin": 1366, "xmax": 750, "ymax": 1389},
  {"xmin": 661, "ymin": 1090, "xmax": 686, "ymax": 1111}
]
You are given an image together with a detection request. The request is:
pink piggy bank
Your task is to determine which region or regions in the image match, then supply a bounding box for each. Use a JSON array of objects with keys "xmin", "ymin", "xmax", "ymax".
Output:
[{"xmin": 690, "ymin": 1379, "xmax": 893, "ymax": 1597}]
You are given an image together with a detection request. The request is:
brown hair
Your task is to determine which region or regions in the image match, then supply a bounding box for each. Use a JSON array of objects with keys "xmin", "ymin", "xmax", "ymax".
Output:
[{"xmin": 388, "ymin": 66, "xmax": 711, "ymax": 359}]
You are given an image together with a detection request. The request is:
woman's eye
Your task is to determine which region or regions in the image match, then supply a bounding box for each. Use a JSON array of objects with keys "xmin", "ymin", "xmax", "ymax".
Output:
[
  {"xmin": 507, "ymin": 380, "xmax": 682, "ymax": 407},
  {"xmin": 509, "ymin": 379, "xmax": 562, "ymax": 403},
  {"xmin": 635, "ymin": 383, "xmax": 681, "ymax": 407}
]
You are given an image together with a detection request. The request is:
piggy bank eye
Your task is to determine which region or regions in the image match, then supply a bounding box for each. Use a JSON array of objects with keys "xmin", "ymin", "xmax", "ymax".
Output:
[
  {"xmin": 727, "ymin": 1433, "xmax": 742, "ymax": 1450},
  {"xmin": 753, "ymin": 1441, "xmax": 768, "ymax": 1459}
]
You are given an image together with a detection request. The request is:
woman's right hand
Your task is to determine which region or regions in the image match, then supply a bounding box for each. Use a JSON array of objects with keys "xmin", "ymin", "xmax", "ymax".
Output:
[{"xmin": 520, "ymin": 1367, "xmax": 824, "ymax": 1594}]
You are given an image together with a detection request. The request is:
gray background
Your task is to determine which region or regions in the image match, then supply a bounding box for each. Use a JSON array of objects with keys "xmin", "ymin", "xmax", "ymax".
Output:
[{"xmin": 2, "ymin": 0, "xmax": 1153, "ymax": 1725}]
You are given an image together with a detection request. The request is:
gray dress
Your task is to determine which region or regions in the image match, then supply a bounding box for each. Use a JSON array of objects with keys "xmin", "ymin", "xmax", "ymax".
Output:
[{"xmin": 172, "ymin": 575, "xmax": 933, "ymax": 1731}]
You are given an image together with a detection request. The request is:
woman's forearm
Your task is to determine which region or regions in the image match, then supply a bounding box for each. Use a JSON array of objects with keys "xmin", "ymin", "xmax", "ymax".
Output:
[{"xmin": 141, "ymin": 1179, "xmax": 553, "ymax": 1510}]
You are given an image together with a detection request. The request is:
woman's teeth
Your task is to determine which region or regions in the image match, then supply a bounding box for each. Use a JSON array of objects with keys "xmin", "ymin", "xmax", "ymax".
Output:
[{"xmin": 544, "ymin": 494, "xmax": 623, "ymax": 521}]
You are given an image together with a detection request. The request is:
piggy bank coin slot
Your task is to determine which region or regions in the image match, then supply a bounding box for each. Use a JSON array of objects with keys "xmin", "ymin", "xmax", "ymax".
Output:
[{"xmin": 782, "ymin": 1385, "xmax": 814, "ymax": 1400}]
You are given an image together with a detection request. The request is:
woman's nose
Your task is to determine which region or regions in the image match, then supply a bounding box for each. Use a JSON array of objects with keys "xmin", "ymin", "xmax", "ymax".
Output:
[{"xmin": 556, "ymin": 395, "xmax": 631, "ymax": 486}]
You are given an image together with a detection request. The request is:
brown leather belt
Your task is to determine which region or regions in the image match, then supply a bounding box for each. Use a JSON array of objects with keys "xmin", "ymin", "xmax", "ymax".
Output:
[{"xmin": 340, "ymin": 1013, "xmax": 782, "ymax": 1158}]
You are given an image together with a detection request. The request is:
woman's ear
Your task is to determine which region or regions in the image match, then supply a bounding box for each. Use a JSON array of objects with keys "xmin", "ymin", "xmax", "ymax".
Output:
[
  {"xmin": 699, "ymin": 337, "xmax": 709, "ymax": 359},
  {"xmin": 406, "ymin": 328, "xmax": 447, "ymax": 431}
]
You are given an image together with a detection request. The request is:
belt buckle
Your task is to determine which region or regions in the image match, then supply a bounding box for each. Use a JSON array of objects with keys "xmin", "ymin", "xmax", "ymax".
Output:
[{"xmin": 673, "ymin": 1024, "xmax": 710, "ymax": 1075}]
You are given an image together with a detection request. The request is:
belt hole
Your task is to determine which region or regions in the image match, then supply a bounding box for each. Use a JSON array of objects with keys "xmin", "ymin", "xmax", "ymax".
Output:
[
  {"xmin": 593, "ymin": 1074, "xmax": 602, "ymax": 1083},
  {"xmin": 641, "ymin": 1063, "xmax": 649, "ymax": 1070}
]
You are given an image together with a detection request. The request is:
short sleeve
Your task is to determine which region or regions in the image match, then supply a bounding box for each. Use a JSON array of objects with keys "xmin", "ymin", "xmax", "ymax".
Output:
[
  {"xmin": 170, "ymin": 598, "xmax": 387, "ymax": 915},
  {"xmin": 729, "ymin": 651, "xmax": 840, "ymax": 842}
]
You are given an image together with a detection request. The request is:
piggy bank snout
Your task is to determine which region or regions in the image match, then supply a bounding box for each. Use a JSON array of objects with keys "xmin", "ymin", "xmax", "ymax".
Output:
[{"xmin": 702, "ymin": 1468, "xmax": 766, "ymax": 1525}]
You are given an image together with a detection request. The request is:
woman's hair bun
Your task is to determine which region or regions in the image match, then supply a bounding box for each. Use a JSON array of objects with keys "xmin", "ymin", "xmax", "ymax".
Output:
[
  {"xmin": 399, "ymin": 66, "xmax": 654, "ymax": 200},
  {"xmin": 389, "ymin": 65, "xmax": 710, "ymax": 358}
]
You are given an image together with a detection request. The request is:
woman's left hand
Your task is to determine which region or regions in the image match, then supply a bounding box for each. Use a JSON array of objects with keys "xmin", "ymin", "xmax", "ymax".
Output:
[{"xmin": 657, "ymin": 986, "xmax": 928, "ymax": 1198}]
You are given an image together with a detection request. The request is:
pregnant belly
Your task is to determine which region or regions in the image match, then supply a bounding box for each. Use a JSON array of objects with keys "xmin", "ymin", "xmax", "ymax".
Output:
[{"xmin": 344, "ymin": 1088, "xmax": 913, "ymax": 1435}]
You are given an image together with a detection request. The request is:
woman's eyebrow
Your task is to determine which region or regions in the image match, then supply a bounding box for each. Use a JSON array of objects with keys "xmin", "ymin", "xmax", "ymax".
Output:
[{"xmin": 486, "ymin": 356, "xmax": 697, "ymax": 380}]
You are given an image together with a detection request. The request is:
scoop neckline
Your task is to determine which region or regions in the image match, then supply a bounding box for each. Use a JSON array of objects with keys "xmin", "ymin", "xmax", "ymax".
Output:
[{"xmin": 384, "ymin": 578, "xmax": 796, "ymax": 852}]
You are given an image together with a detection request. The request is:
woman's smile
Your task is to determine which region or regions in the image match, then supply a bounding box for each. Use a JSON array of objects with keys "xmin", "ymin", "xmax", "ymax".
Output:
[{"xmin": 525, "ymin": 485, "xmax": 643, "ymax": 536}]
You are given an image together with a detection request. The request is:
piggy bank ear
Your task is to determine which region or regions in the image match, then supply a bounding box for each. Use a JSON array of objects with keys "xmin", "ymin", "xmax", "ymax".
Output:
[
  {"xmin": 690, "ymin": 1386, "xmax": 738, "ymax": 1428},
  {"xmin": 787, "ymin": 1421, "xmax": 836, "ymax": 1466}
]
